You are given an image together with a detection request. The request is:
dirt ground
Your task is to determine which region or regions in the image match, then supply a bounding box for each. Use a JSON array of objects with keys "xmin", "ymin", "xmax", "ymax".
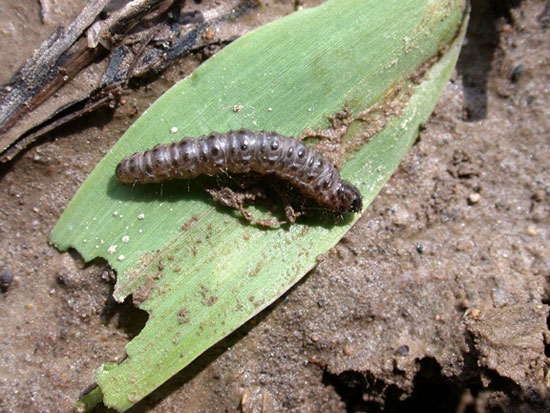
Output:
[{"xmin": 1, "ymin": 0, "xmax": 549, "ymax": 412}]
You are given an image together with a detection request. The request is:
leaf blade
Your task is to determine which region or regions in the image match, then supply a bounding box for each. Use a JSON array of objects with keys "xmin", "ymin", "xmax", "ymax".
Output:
[{"xmin": 51, "ymin": 0, "xmax": 469, "ymax": 410}]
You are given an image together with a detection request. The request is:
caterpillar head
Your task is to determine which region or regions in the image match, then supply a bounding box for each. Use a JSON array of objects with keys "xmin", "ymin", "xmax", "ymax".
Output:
[{"xmin": 336, "ymin": 182, "xmax": 363, "ymax": 213}]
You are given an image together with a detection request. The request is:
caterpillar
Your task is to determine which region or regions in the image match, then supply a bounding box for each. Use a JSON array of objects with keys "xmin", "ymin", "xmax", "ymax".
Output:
[{"xmin": 116, "ymin": 129, "xmax": 362, "ymax": 214}]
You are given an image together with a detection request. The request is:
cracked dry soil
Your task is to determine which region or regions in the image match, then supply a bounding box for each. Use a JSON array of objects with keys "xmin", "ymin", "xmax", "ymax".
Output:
[{"xmin": 0, "ymin": 0, "xmax": 549, "ymax": 412}]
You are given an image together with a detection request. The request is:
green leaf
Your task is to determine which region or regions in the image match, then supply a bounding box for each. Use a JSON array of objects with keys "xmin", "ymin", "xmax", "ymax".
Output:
[{"xmin": 52, "ymin": 0, "xmax": 469, "ymax": 410}]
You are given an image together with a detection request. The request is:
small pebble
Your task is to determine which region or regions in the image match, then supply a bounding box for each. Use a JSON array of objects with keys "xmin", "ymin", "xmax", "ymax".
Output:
[
  {"xmin": 1, "ymin": 269, "xmax": 14, "ymax": 291},
  {"xmin": 117, "ymin": 255, "xmax": 125, "ymax": 261},
  {"xmin": 170, "ymin": 126, "xmax": 178, "ymax": 134},
  {"xmin": 204, "ymin": 27, "xmax": 216, "ymax": 41},
  {"xmin": 492, "ymin": 288, "xmax": 518, "ymax": 308},
  {"xmin": 343, "ymin": 346, "xmax": 354, "ymax": 356},
  {"xmin": 469, "ymin": 308, "xmax": 481, "ymax": 319},
  {"xmin": 468, "ymin": 192, "xmax": 481, "ymax": 204},
  {"xmin": 138, "ymin": 213, "xmax": 145, "ymax": 220},
  {"xmin": 395, "ymin": 345, "xmax": 409, "ymax": 356},
  {"xmin": 511, "ymin": 64, "xmax": 525, "ymax": 82},
  {"xmin": 525, "ymin": 225, "xmax": 537, "ymax": 236}
]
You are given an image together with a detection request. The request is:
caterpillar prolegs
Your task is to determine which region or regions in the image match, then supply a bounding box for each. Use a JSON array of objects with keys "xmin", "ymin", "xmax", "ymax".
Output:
[{"xmin": 116, "ymin": 129, "xmax": 362, "ymax": 222}]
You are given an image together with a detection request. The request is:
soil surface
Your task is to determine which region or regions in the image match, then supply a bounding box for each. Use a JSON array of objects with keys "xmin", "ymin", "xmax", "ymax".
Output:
[{"xmin": 1, "ymin": 0, "xmax": 549, "ymax": 412}]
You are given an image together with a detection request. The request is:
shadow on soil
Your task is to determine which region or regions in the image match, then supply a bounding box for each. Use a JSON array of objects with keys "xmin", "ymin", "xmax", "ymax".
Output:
[{"xmin": 456, "ymin": 0, "xmax": 522, "ymax": 121}]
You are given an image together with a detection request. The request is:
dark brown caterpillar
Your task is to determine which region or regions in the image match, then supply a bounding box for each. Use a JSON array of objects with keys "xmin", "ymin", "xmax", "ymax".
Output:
[{"xmin": 116, "ymin": 129, "xmax": 362, "ymax": 214}]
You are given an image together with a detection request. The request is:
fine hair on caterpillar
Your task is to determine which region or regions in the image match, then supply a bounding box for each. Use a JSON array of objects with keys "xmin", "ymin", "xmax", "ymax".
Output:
[{"xmin": 116, "ymin": 129, "xmax": 362, "ymax": 219}]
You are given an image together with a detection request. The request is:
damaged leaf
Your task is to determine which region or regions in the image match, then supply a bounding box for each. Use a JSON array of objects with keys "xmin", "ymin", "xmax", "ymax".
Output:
[{"xmin": 50, "ymin": 0, "xmax": 469, "ymax": 411}]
